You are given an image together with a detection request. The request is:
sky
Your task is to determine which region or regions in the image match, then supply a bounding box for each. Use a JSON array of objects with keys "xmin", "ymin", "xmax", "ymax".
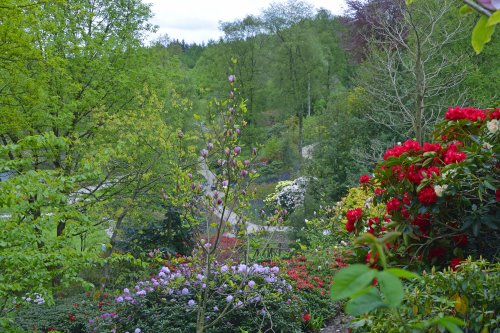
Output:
[{"xmin": 145, "ymin": 0, "xmax": 347, "ymax": 44}]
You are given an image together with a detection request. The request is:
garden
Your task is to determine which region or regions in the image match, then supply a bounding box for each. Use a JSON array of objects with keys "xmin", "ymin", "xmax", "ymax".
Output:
[{"xmin": 1, "ymin": 0, "xmax": 499, "ymax": 332}]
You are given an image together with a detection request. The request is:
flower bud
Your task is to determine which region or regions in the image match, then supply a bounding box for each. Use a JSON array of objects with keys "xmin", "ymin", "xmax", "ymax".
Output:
[
  {"xmin": 233, "ymin": 146, "xmax": 241, "ymax": 155},
  {"xmin": 207, "ymin": 142, "xmax": 214, "ymax": 151},
  {"xmin": 228, "ymin": 75, "xmax": 235, "ymax": 83},
  {"xmin": 241, "ymin": 169, "xmax": 248, "ymax": 177},
  {"xmin": 201, "ymin": 149, "xmax": 208, "ymax": 158}
]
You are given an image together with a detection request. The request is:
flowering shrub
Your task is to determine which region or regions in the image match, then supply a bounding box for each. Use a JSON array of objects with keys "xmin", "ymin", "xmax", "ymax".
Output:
[
  {"xmin": 344, "ymin": 106, "xmax": 499, "ymax": 268},
  {"xmin": 264, "ymin": 177, "xmax": 314, "ymax": 214},
  {"xmin": 87, "ymin": 262, "xmax": 305, "ymax": 332}
]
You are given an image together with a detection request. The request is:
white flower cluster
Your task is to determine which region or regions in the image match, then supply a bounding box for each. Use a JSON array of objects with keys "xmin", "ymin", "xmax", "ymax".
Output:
[
  {"xmin": 21, "ymin": 293, "xmax": 45, "ymax": 305},
  {"xmin": 275, "ymin": 177, "xmax": 311, "ymax": 212}
]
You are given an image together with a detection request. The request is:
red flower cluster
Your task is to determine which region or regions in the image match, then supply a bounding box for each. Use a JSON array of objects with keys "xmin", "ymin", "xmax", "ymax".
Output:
[
  {"xmin": 345, "ymin": 208, "xmax": 363, "ymax": 232},
  {"xmin": 411, "ymin": 213, "xmax": 431, "ymax": 237},
  {"xmin": 359, "ymin": 174, "xmax": 371, "ymax": 184},
  {"xmin": 450, "ymin": 257, "xmax": 463, "ymax": 271},
  {"xmin": 417, "ymin": 186, "xmax": 437, "ymax": 205},
  {"xmin": 383, "ymin": 139, "xmax": 422, "ymax": 160},
  {"xmin": 443, "ymin": 142, "xmax": 466, "ymax": 164},
  {"xmin": 386, "ymin": 197, "xmax": 402, "ymax": 214},
  {"xmin": 445, "ymin": 107, "xmax": 487, "ymax": 121}
]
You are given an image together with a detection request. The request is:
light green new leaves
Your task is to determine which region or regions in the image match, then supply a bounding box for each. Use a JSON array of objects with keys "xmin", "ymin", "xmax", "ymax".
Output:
[
  {"xmin": 472, "ymin": 16, "xmax": 496, "ymax": 54},
  {"xmin": 330, "ymin": 264, "xmax": 377, "ymax": 301},
  {"xmin": 331, "ymin": 265, "xmax": 420, "ymax": 315}
]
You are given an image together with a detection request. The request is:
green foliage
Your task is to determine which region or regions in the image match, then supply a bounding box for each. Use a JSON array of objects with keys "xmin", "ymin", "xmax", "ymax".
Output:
[
  {"xmin": 349, "ymin": 259, "xmax": 499, "ymax": 333},
  {"xmin": 13, "ymin": 293, "xmax": 113, "ymax": 333}
]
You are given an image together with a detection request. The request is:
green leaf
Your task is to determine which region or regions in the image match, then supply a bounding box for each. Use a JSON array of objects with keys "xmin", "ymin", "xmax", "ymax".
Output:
[
  {"xmin": 345, "ymin": 287, "xmax": 385, "ymax": 316},
  {"xmin": 459, "ymin": 5, "xmax": 473, "ymax": 15},
  {"xmin": 379, "ymin": 232, "xmax": 402, "ymax": 244},
  {"xmin": 487, "ymin": 11, "xmax": 500, "ymax": 26},
  {"xmin": 472, "ymin": 16, "xmax": 496, "ymax": 54},
  {"xmin": 377, "ymin": 271, "xmax": 404, "ymax": 308},
  {"xmin": 385, "ymin": 268, "xmax": 420, "ymax": 279},
  {"xmin": 355, "ymin": 232, "xmax": 378, "ymax": 245},
  {"xmin": 435, "ymin": 316, "xmax": 465, "ymax": 333},
  {"xmin": 331, "ymin": 265, "xmax": 377, "ymax": 300}
]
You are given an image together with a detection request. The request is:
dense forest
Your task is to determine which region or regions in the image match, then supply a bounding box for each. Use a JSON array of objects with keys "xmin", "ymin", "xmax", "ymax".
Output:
[{"xmin": 1, "ymin": 0, "xmax": 499, "ymax": 332}]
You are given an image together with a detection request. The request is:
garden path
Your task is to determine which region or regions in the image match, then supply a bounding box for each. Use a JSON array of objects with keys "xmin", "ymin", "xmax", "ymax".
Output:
[{"xmin": 198, "ymin": 157, "xmax": 289, "ymax": 236}]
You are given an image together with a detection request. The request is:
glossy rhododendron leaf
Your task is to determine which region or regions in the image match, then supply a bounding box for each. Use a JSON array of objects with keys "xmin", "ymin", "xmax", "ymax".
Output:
[{"xmin": 331, "ymin": 264, "xmax": 376, "ymax": 300}]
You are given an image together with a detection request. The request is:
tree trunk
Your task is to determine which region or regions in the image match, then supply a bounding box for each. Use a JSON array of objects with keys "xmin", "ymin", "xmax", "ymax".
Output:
[{"xmin": 414, "ymin": 34, "xmax": 425, "ymax": 144}]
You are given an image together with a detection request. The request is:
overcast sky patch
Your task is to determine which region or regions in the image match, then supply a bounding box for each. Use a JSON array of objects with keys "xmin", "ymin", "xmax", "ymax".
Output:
[{"xmin": 145, "ymin": 0, "xmax": 347, "ymax": 44}]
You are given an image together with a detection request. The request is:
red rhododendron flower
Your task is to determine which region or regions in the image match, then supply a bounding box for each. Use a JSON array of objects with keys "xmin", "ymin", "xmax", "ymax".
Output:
[
  {"xmin": 346, "ymin": 208, "xmax": 363, "ymax": 223},
  {"xmin": 345, "ymin": 219, "xmax": 355, "ymax": 233},
  {"xmin": 489, "ymin": 109, "xmax": 500, "ymax": 119},
  {"xmin": 445, "ymin": 107, "xmax": 487, "ymax": 121},
  {"xmin": 345, "ymin": 209, "xmax": 359, "ymax": 231},
  {"xmin": 428, "ymin": 247, "xmax": 447, "ymax": 260},
  {"xmin": 403, "ymin": 192, "xmax": 411, "ymax": 205},
  {"xmin": 359, "ymin": 174, "xmax": 371, "ymax": 184},
  {"xmin": 450, "ymin": 258, "xmax": 463, "ymax": 271},
  {"xmin": 406, "ymin": 165, "xmax": 423, "ymax": 184},
  {"xmin": 496, "ymin": 188, "xmax": 500, "ymax": 201},
  {"xmin": 402, "ymin": 139, "xmax": 422, "ymax": 152},
  {"xmin": 423, "ymin": 142, "xmax": 442, "ymax": 153},
  {"xmin": 453, "ymin": 234, "xmax": 468, "ymax": 247},
  {"xmin": 375, "ymin": 188, "xmax": 385, "ymax": 196},
  {"xmin": 443, "ymin": 143, "xmax": 467, "ymax": 164},
  {"xmin": 421, "ymin": 166, "xmax": 440, "ymax": 178},
  {"xmin": 386, "ymin": 197, "xmax": 402, "ymax": 214},
  {"xmin": 411, "ymin": 213, "xmax": 431, "ymax": 237},
  {"xmin": 418, "ymin": 186, "xmax": 437, "ymax": 205},
  {"xmin": 302, "ymin": 313, "xmax": 311, "ymax": 321},
  {"xmin": 391, "ymin": 165, "xmax": 405, "ymax": 181}
]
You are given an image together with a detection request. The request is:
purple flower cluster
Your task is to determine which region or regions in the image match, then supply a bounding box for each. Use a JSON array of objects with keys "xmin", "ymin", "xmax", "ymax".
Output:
[{"xmin": 112, "ymin": 262, "xmax": 291, "ymax": 311}]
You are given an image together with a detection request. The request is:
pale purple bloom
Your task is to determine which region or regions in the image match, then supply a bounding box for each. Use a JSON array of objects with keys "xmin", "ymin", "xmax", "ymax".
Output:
[
  {"xmin": 181, "ymin": 288, "xmax": 189, "ymax": 295},
  {"xmin": 225, "ymin": 148, "xmax": 231, "ymax": 156},
  {"xmin": 136, "ymin": 290, "xmax": 146, "ymax": 296},
  {"xmin": 123, "ymin": 288, "xmax": 130, "ymax": 294},
  {"xmin": 478, "ymin": 0, "xmax": 500, "ymax": 10},
  {"xmin": 228, "ymin": 75, "xmax": 235, "ymax": 82},
  {"xmin": 201, "ymin": 149, "xmax": 208, "ymax": 158},
  {"xmin": 135, "ymin": 329, "xmax": 142, "ymax": 333},
  {"xmin": 226, "ymin": 295, "xmax": 233, "ymax": 302},
  {"xmin": 207, "ymin": 142, "xmax": 214, "ymax": 150},
  {"xmin": 115, "ymin": 296, "xmax": 124, "ymax": 303},
  {"xmin": 213, "ymin": 306, "xmax": 219, "ymax": 311},
  {"xmin": 235, "ymin": 128, "xmax": 240, "ymax": 135},
  {"xmin": 248, "ymin": 280, "xmax": 256, "ymax": 288},
  {"xmin": 187, "ymin": 173, "xmax": 192, "ymax": 179},
  {"xmin": 233, "ymin": 146, "xmax": 241, "ymax": 155},
  {"xmin": 241, "ymin": 169, "xmax": 248, "ymax": 177},
  {"xmin": 222, "ymin": 180, "xmax": 229, "ymax": 188},
  {"xmin": 220, "ymin": 265, "xmax": 228, "ymax": 272},
  {"xmin": 188, "ymin": 299, "xmax": 196, "ymax": 306}
]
